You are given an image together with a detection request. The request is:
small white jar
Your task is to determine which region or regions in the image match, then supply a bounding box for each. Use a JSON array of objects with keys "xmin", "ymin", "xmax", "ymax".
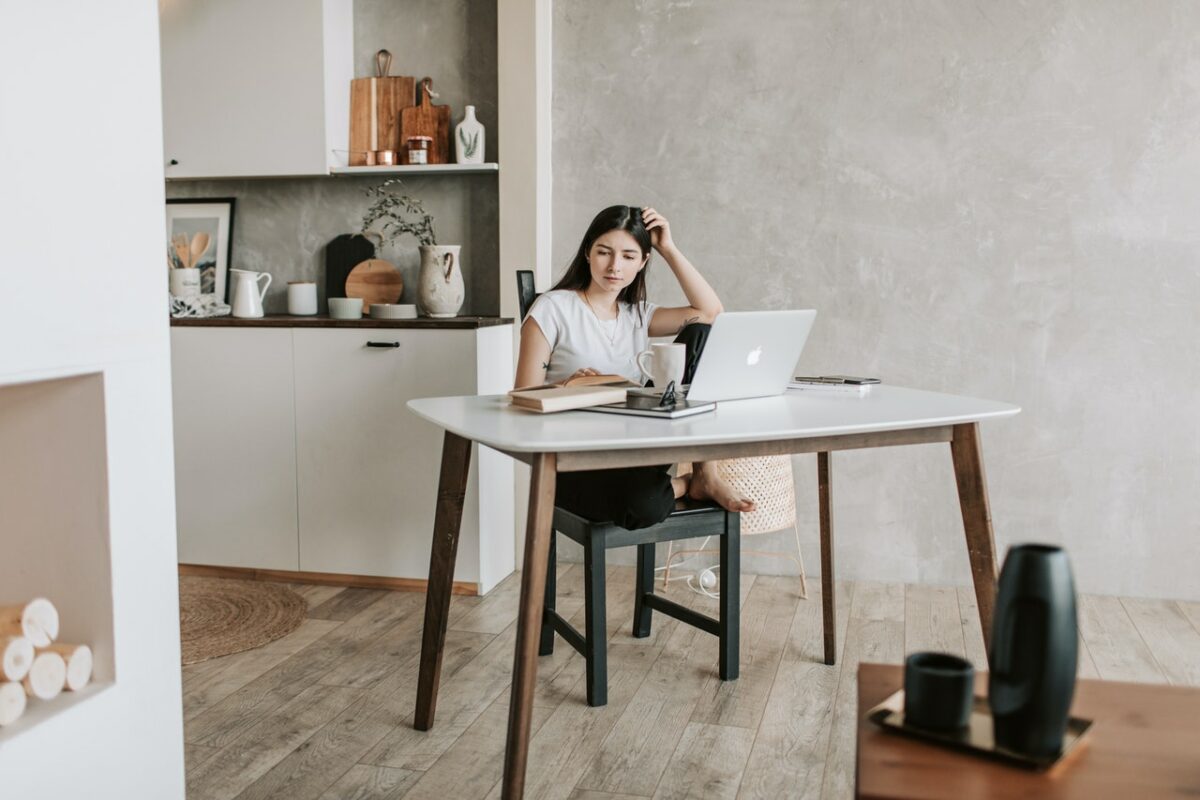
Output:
[
  {"xmin": 170, "ymin": 268, "xmax": 201, "ymax": 298},
  {"xmin": 287, "ymin": 281, "xmax": 317, "ymax": 315}
]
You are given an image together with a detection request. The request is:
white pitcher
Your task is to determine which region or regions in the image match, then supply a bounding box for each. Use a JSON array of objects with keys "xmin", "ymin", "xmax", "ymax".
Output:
[{"xmin": 230, "ymin": 269, "xmax": 272, "ymax": 318}]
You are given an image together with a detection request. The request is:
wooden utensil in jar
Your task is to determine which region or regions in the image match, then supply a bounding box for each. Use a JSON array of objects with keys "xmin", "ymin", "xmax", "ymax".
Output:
[
  {"xmin": 172, "ymin": 235, "xmax": 191, "ymax": 269},
  {"xmin": 189, "ymin": 232, "xmax": 210, "ymax": 268}
]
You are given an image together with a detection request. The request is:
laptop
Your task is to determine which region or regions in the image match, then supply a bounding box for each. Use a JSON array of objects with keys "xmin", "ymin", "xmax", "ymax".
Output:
[
  {"xmin": 590, "ymin": 310, "xmax": 817, "ymax": 416},
  {"xmin": 685, "ymin": 310, "xmax": 816, "ymax": 402}
]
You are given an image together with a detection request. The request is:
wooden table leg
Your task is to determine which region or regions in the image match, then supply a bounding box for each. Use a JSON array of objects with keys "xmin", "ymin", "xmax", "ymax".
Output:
[
  {"xmin": 413, "ymin": 431, "xmax": 473, "ymax": 731},
  {"xmin": 502, "ymin": 451, "xmax": 557, "ymax": 799},
  {"xmin": 818, "ymin": 451, "xmax": 836, "ymax": 666},
  {"xmin": 950, "ymin": 422, "xmax": 999, "ymax": 660}
]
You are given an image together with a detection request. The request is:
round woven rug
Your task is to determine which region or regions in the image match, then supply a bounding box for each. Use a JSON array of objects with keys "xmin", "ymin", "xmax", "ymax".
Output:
[{"xmin": 179, "ymin": 576, "xmax": 307, "ymax": 665}]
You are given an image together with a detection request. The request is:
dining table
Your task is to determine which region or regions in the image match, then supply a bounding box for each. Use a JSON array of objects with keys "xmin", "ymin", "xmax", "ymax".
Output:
[{"xmin": 406, "ymin": 385, "xmax": 1020, "ymax": 798}]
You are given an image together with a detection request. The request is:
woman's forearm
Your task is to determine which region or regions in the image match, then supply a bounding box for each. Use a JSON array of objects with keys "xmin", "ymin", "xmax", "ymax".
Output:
[{"xmin": 659, "ymin": 244, "xmax": 724, "ymax": 320}]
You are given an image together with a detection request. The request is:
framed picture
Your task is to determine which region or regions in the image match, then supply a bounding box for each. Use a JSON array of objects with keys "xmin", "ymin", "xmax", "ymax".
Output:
[{"xmin": 165, "ymin": 198, "xmax": 236, "ymax": 301}]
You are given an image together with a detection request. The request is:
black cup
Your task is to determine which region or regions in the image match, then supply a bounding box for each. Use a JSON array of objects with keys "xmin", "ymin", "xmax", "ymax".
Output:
[{"xmin": 903, "ymin": 652, "xmax": 975, "ymax": 731}]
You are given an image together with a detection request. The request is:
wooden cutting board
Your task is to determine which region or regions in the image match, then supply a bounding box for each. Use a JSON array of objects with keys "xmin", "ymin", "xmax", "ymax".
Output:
[
  {"xmin": 345, "ymin": 259, "xmax": 404, "ymax": 312},
  {"xmin": 400, "ymin": 78, "xmax": 451, "ymax": 164},
  {"xmin": 349, "ymin": 51, "xmax": 414, "ymax": 165}
]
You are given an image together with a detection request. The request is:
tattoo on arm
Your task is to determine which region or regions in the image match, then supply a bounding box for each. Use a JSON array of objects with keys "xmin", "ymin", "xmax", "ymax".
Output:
[
  {"xmin": 675, "ymin": 316, "xmax": 700, "ymax": 335},
  {"xmin": 542, "ymin": 361, "xmax": 550, "ymax": 371}
]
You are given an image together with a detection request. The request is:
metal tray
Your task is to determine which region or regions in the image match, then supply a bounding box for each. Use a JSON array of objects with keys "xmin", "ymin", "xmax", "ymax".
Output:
[{"xmin": 866, "ymin": 689, "xmax": 1093, "ymax": 769}]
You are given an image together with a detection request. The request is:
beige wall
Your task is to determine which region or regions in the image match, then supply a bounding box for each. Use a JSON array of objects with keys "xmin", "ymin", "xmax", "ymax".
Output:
[{"xmin": 551, "ymin": 0, "xmax": 1200, "ymax": 600}]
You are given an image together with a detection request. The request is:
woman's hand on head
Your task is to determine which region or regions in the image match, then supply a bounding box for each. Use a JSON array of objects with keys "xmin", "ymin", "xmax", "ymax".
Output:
[{"xmin": 642, "ymin": 207, "xmax": 675, "ymax": 254}]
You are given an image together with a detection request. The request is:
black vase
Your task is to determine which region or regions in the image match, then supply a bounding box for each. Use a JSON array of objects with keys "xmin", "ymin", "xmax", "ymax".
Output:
[{"xmin": 988, "ymin": 544, "xmax": 1078, "ymax": 757}]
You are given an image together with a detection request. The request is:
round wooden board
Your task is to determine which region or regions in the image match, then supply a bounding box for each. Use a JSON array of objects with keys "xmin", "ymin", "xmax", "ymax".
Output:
[{"xmin": 345, "ymin": 258, "xmax": 404, "ymax": 311}]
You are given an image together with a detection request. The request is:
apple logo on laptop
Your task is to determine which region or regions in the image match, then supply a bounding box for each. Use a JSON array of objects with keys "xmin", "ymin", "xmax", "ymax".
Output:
[{"xmin": 746, "ymin": 346, "xmax": 763, "ymax": 366}]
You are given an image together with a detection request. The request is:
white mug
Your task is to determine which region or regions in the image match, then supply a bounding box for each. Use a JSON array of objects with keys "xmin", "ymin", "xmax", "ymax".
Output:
[
  {"xmin": 636, "ymin": 342, "xmax": 686, "ymax": 388},
  {"xmin": 169, "ymin": 268, "xmax": 201, "ymax": 298},
  {"xmin": 287, "ymin": 281, "xmax": 317, "ymax": 315}
]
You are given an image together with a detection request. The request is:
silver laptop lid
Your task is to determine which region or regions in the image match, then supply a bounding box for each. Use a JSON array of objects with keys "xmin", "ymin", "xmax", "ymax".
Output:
[{"xmin": 686, "ymin": 310, "xmax": 817, "ymax": 403}]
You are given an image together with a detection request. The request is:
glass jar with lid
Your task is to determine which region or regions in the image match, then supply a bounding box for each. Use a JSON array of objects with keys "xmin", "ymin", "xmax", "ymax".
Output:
[{"xmin": 405, "ymin": 136, "xmax": 433, "ymax": 165}]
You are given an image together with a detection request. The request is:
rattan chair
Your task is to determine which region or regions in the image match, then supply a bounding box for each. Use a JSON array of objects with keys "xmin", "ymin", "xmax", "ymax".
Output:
[{"xmin": 662, "ymin": 450, "xmax": 808, "ymax": 597}]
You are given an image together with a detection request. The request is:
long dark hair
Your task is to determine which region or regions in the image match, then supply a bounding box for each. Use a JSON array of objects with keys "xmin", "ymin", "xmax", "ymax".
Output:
[{"xmin": 552, "ymin": 205, "xmax": 652, "ymax": 317}]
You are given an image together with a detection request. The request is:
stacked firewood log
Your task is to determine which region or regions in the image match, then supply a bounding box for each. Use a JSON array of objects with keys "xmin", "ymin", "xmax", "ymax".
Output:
[{"xmin": 1, "ymin": 598, "xmax": 92, "ymax": 726}]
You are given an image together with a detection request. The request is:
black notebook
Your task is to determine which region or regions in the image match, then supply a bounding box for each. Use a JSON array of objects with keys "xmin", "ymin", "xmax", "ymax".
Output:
[{"xmin": 583, "ymin": 395, "xmax": 716, "ymax": 420}]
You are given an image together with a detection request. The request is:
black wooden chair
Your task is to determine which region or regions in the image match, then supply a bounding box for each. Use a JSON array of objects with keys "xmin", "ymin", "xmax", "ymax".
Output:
[{"xmin": 516, "ymin": 269, "xmax": 741, "ymax": 706}]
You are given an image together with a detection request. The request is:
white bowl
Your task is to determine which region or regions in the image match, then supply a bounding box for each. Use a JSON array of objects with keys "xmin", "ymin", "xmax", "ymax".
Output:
[
  {"xmin": 328, "ymin": 297, "xmax": 364, "ymax": 319},
  {"xmin": 370, "ymin": 303, "xmax": 417, "ymax": 320}
]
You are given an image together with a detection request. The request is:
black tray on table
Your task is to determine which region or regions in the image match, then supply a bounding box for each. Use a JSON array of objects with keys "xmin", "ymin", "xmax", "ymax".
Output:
[{"xmin": 866, "ymin": 688, "xmax": 1093, "ymax": 769}]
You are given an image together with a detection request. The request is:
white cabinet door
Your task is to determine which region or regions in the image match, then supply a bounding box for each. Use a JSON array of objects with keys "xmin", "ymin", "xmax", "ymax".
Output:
[
  {"xmin": 292, "ymin": 329, "xmax": 481, "ymax": 579},
  {"xmin": 171, "ymin": 328, "xmax": 299, "ymax": 569},
  {"xmin": 159, "ymin": 0, "xmax": 351, "ymax": 178}
]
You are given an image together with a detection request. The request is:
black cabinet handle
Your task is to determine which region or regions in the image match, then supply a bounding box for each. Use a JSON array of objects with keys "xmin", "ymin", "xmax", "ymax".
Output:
[{"xmin": 366, "ymin": 341, "xmax": 400, "ymax": 348}]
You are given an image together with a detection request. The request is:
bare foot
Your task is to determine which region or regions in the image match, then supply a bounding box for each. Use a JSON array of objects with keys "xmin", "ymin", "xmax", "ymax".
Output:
[
  {"xmin": 688, "ymin": 463, "xmax": 756, "ymax": 513},
  {"xmin": 671, "ymin": 474, "xmax": 690, "ymax": 500}
]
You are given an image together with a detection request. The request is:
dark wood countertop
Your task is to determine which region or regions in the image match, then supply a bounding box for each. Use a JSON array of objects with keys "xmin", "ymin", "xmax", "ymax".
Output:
[{"xmin": 170, "ymin": 314, "xmax": 514, "ymax": 329}]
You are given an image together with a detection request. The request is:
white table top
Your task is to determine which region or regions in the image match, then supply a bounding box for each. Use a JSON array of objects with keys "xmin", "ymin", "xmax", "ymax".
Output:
[{"xmin": 407, "ymin": 386, "xmax": 1020, "ymax": 454}]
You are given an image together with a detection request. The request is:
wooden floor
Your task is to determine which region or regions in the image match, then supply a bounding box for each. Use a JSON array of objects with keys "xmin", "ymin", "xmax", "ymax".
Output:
[{"xmin": 182, "ymin": 566, "xmax": 1200, "ymax": 800}]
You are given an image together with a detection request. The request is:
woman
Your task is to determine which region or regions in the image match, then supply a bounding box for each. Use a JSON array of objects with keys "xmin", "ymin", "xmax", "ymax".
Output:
[{"xmin": 515, "ymin": 205, "xmax": 755, "ymax": 530}]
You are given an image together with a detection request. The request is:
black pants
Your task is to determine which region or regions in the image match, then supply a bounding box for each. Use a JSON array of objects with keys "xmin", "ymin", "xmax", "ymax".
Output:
[{"xmin": 554, "ymin": 323, "xmax": 711, "ymax": 530}]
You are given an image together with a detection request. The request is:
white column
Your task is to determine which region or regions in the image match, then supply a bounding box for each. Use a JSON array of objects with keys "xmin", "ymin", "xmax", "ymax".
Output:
[
  {"xmin": 498, "ymin": 0, "xmax": 553, "ymax": 313},
  {"xmin": 498, "ymin": 0, "xmax": 553, "ymax": 569}
]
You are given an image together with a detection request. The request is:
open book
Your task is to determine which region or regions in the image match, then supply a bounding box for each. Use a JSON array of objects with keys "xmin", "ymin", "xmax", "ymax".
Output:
[{"xmin": 508, "ymin": 374, "xmax": 639, "ymax": 413}]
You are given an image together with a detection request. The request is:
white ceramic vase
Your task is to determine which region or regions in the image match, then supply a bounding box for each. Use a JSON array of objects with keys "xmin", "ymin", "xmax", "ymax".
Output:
[
  {"xmin": 455, "ymin": 105, "xmax": 485, "ymax": 165},
  {"xmin": 418, "ymin": 245, "xmax": 464, "ymax": 318}
]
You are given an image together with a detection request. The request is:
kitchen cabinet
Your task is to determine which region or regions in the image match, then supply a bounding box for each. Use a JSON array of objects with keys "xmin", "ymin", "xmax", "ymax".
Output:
[
  {"xmin": 159, "ymin": 0, "xmax": 352, "ymax": 179},
  {"xmin": 170, "ymin": 320, "xmax": 515, "ymax": 594},
  {"xmin": 171, "ymin": 328, "xmax": 300, "ymax": 569}
]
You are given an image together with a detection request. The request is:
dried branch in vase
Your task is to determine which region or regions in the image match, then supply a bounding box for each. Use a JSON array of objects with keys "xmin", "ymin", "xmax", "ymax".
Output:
[{"xmin": 361, "ymin": 179, "xmax": 438, "ymax": 247}]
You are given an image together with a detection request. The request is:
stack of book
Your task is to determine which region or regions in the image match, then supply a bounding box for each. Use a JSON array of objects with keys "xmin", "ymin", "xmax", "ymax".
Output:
[
  {"xmin": 509, "ymin": 374, "xmax": 635, "ymax": 413},
  {"xmin": 509, "ymin": 375, "xmax": 717, "ymax": 418}
]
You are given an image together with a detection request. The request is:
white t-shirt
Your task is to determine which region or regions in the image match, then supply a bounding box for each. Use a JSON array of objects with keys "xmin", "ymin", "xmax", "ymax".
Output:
[{"xmin": 526, "ymin": 289, "xmax": 659, "ymax": 384}]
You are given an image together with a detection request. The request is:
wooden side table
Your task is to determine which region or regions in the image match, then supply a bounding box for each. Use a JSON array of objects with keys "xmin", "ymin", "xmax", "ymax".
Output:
[{"xmin": 856, "ymin": 663, "xmax": 1200, "ymax": 799}]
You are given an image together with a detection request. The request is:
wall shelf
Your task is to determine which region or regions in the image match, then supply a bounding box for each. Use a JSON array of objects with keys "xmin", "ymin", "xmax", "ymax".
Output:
[
  {"xmin": 0, "ymin": 683, "xmax": 114, "ymax": 743},
  {"xmin": 0, "ymin": 373, "xmax": 116, "ymax": 743},
  {"xmin": 329, "ymin": 163, "xmax": 499, "ymax": 176}
]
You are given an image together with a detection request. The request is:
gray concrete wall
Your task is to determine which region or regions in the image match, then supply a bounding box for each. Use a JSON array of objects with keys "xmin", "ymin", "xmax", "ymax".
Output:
[
  {"xmin": 167, "ymin": 0, "xmax": 499, "ymax": 315},
  {"xmin": 551, "ymin": 0, "xmax": 1200, "ymax": 599}
]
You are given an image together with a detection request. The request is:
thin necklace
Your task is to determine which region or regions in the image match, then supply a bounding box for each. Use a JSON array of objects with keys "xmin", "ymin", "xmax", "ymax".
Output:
[{"xmin": 579, "ymin": 290, "xmax": 620, "ymax": 345}]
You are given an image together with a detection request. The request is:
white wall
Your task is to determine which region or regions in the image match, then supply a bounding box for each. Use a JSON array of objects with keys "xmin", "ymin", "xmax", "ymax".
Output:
[{"xmin": 0, "ymin": 0, "xmax": 186, "ymax": 796}]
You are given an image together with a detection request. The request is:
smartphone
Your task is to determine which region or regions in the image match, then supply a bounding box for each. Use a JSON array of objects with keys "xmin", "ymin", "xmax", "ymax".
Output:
[
  {"xmin": 793, "ymin": 375, "xmax": 881, "ymax": 385},
  {"xmin": 822, "ymin": 375, "xmax": 881, "ymax": 385}
]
